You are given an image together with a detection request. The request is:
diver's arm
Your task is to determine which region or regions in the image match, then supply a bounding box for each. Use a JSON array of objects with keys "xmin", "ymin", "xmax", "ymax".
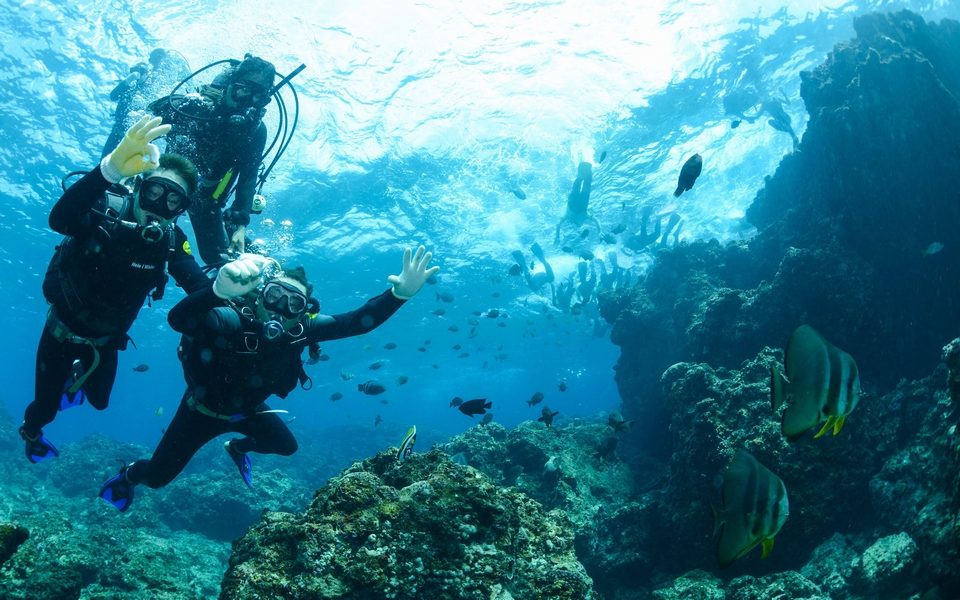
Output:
[
  {"xmin": 225, "ymin": 123, "xmax": 267, "ymax": 229},
  {"xmin": 167, "ymin": 227, "xmax": 213, "ymax": 294},
  {"xmin": 305, "ymin": 290, "xmax": 406, "ymax": 343},
  {"xmin": 169, "ymin": 286, "xmax": 233, "ymax": 334},
  {"xmin": 48, "ymin": 167, "xmax": 112, "ymax": 236}
]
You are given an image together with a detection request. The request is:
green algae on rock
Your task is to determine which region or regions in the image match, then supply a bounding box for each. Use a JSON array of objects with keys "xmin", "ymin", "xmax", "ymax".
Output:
[{"xmin": 220, "ymin": 448, "xmax": 598, "ymax": 599}]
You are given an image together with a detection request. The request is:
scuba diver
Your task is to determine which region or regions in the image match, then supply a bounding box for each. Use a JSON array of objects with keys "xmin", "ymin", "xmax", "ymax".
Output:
[
  {"xmin": 101, "ymin": 48, "xmax": 191, "ymax": 158},
  {"xmin": 148, "ymin": 54, "xmax": 303, "ymax": 265},
  {"xmin": 98, "ymin": 246, "xmax": 440, "ymax": 512},
  {"xmin": 554, "ymin": 160, "xmax": 603, "ymax": 251},
  {"xmin": 20, "ymin": 116, "xmax": 209, "ymax": 463}
]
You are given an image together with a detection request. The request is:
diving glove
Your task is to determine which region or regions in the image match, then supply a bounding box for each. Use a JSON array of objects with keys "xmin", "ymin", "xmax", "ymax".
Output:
[
  {"xmin": 213, "ymin": 253, "xmax": 279, "ymax": 299},
  {"xmin": 388, "ymin": 245, "xmax": 440, "ymax": 300},
  {"xmin": 100, "ymin": 115, "xmax": 171, "ymax": 183}
]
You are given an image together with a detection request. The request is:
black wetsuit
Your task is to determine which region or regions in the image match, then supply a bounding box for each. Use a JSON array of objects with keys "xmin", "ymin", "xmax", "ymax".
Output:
[
  {"xmin": 126, "ymin": 286, "xmax": 405, "ymax": 488},
  {"xmin": 149, "ymin": 94, "xmax": 267, "ymax": 265},
  {"xmin": 23, "ymin": 167, "xmax": 208, "ymax": 435}
]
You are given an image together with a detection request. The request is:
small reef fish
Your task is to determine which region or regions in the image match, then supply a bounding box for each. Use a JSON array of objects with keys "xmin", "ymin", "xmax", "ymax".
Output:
[
  {"xmin": 458, "ymin": 352, "xmax": 470, "ymax": 359},
  {"xmin": 330, "ymin": 392, "xmax": 343, "ymax": 401},
  {"xmin": 527, "ymin": 392, "xmax": 545, "ymax": 407},
  {"xmin": 458, "ymin": 398, "xmax": 492, "ymax": 417},
  {"xmin": 396, "ymin": 425, "xmax": 417, "ymax": 462},
  {"xmin": 340, "ymin": 370, "xmax": 355, "ymax": 381},
  {"xmin": 436, "ymin": 291, "xmax": 455, "ymax": 303},
  {"xmin": 417, "ymin": 347, "xmax": 427, "ymax": 352},
  {"xmin": 396, "ymin": 375, "xmax": 409, "ymax": 385},
  {"xmin": 132, "ymin": 364, "xmax": 150, "ymax": 372},
  {"xmin": 598, "ymin": 150, "xmax": 607, "ymax": 163},
  {"xmin": 452, "ymin": 344, "xmax": 462, "ymax": 351},
  {"xmin": 486, "ymin": 309, "xmax": 500, "ymax": 318},
  {"xmin": 607, "ymin": 415, "xmax": 633, "ymax": 432},
  {"xmin": 384, "ymin": 342, "xmax": 397, "ymax": 350},
  {"xmin": 558, "ymin": 381, "xmax": 568, "ymax": 392},
  {"xmin": 448, "ymin": 325, "xmax": 460, "ymax": 332},
  {"xmin": 481, "ymin": 413, "xmax": 493, "ymax": 425},
  {"xmin": 538, "ymin": 406, "xmax": 560, "ymax": 427},
  {"xmin": 369, "ymin": 360, "xmax": 385, "ymax": 370},
  {"xmin": 358, "ymin": 380, "xmax": 386, "ymax": 396},
  {"xmin": 731, "ymin": 119, "xmax": 742, "ymax": 129},
  {"xmin": 714, "ymin": 450, "xmax": 789, "ymax": 568},
  {"xmin": 923, "ymin": 242, "xmax": 944, "ymax": 256},
  {"xmin": 610, "ymin": 223, "xmax": 627, "ymax": 235},
  {"xmin": 154, "ymin": 406, "xmax": 164, "ymax": 417},
  {"xmin": 431, "ymin": 308, "xmax": 447, "ymax": 316},
  {"xmin": 674, "ymin": 153, "xmax": 703, "ymax": 197},
  {"xmin": 510, "ymin": 187, "xmax": 527, "ymax": 200},
  {"xmin": 374, "ymin": 415, "xmax": 382, "ymax": 427},
  {"xmin": 771, "ymin": 325, "xmax": 860, "ymax": 440}
]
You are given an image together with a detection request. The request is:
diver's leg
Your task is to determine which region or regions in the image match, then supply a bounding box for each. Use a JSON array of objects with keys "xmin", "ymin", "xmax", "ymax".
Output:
[
  {"xmin": 24, "ymin": 328, "xmax": 77, "ymax": 434},
  {"xmin": 532, "ymin": 243, "xmax": 555, "ymax": 283},
  {"xmin": 186, "ymin": 201, "xmax": 230, "ymax": 266},
  {"xmin": 232, "ymin": 407, "xmax": 298, "ymax": 456},
  {"xmin": 127, "ymin": 393, "xmax": 225, "ymax": 488},
  {"xmin": 83, "ymin": 347, "xmax": 118, "ymax": 411}
]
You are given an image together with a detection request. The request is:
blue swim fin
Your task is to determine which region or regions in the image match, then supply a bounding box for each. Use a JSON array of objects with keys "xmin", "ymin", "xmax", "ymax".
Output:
[
  {"xmin": 19, "ymin": 425, "xmax": 59, "ymax": 464},
  {"xmin": 99, "ymin": 466, "xmax": 135, "ymax": 512},
  {"xmin": 225, "ymin": 440, "xmax": 253, "ymax": 489},
  {"xmin": 59, "ymin": 359, "xmax": 86, "ymax": 411}
]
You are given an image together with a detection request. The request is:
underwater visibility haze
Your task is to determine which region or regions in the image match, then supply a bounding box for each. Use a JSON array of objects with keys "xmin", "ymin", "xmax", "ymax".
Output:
[{"xmin": 1, "ymin": 0, "xmax": 960, "ymax": 598}]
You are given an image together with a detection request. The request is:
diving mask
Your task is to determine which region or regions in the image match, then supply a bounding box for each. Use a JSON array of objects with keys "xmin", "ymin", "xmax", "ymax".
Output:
[
  {"xmin": 139, "ymin": 176, "xmax": 189, "ymax": 220},
  {"xmin": 261, "ymin": 281, "xmax": 308, "ymax": 320},
  {"xmin": 228, "ymin": 80, "xmax": 270, "ymax": 109}
]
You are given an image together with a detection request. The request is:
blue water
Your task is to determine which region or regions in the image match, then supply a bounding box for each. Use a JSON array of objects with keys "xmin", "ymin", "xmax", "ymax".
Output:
[{"xmin": 1, "ymin": 0, "xmax": 957, "ymax": 453}]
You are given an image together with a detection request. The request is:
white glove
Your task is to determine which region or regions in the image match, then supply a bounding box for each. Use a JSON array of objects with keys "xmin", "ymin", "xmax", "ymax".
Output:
[
  {"xmin": 229, "ymin": 225, "xmax": 247, "ymax": 255},
  {"xmin": 388, "ymin": 245, "xmax": 440, "ymax": 300},
  {"xmin": 213, "ymin": 253, "xmax": 278, "ymax": 299},
  {"xmin": 100, "ymin": 115, "xmax": 171, "ymax": 183}
]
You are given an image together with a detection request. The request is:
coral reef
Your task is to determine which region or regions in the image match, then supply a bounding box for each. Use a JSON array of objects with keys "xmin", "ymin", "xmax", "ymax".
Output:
[
  {"xmin": 600, "ymin": 10, "xmax": 960, "ymax": 457},
  {"xmin": 220, "ymin": 448, "xmax": 598, "ymax": 599}
]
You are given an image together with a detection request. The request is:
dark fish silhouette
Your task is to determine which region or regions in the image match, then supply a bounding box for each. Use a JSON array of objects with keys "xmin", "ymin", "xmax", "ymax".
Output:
[
  {"xmin": 486, "ymin": 309, "xmax": 500, "ymax": 318},
  {"xmin": 598, "ymin": 150, "xmax": 607, "ymax": 163},
  {"xmin": 527, "ymin": 392, "xmax": 544, "ymax": 407},
  {"xmin": 452, "ymin": 344, "xmax": 462, "ymax": 350},
  {"xmin": 458, "ymin": 398, "xmax": 492, "ymax": 417},
  {"xmin": 510, "ymin": 187, "xmax": 527, "ymax": 200},
  {"xmin": 607, "ymin": 415, "xmax": 633, "ymax": 432},
  {"xmin": 538, "ymin": 406, "xmax": 560, "ymax": 427},
  {"xmin": 731, "ymin": 119, "xmax": 741, "ymax": 129},
  {"xmin": 132, "ymin": 364, "xmax": 150, "ymax": 372},
  {"xmin": 558, "ymin": 381, "xmax": 568, "ymax": 392},
  {"xmin": 330, "ymin": 392, "xmax": 343, "ymax": 401},
  {"xmin": 396, "ymin": 375, "xmax": 409, "ymax": 385},
  {"xmin": 384, "ymin": 342, "xmax": 397, "ymax": 350},
  {"xmin": 595, "ymin": 437, "xmax": 618, "ymax": 460},
  {"xmin": 431, "ymin": 308, "xmax": 446, "ymax": 316},
  {"xmin": 358, "ymin": 381, "xmax": 386, "ymax": 396},
  {"xmin": 374, "ymin": 415, "xmax": 383, "ymax": 427},
  {"xmin": 369, "ymin": 360, "xmax": 385, "ymax": 370},
  {"xmin": 448, "ymin": 325, "xmax": 459, "ymax": 332},
  {"xmin": 674, "ymin": 153, "xmax": 703, "ymax": 197}
]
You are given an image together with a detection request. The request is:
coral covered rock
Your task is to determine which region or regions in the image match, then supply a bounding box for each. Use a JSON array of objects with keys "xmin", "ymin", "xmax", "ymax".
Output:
[
  {"xmin": 855, "ymin": 532, "xmax": 919, "ymax": 594},
  {"xmin": 0, "ymin": 522, "xmax": 28, "ymax": 566},
  {"xmin": 220, "ymin": 448, "xmax": 598, "ymax": 599}
]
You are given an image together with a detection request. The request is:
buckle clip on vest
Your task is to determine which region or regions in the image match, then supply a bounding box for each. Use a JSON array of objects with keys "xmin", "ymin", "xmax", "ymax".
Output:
[{"xmin": 45, "ymin": 308, "xmax": 112, "ymax": 394}]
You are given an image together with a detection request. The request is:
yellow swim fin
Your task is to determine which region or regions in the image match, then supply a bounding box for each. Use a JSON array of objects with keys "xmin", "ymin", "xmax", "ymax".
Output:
[
  {"xmin": 832, "ymin": 415, "xmax": 847, "ymax": 436},
  {"xmin": 761, "ymin": 537, "xmax": 775, "ymax": 559},
  {"xmin": 813, "ymin": 416, "xmax": 835, "ymax": 439}
]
